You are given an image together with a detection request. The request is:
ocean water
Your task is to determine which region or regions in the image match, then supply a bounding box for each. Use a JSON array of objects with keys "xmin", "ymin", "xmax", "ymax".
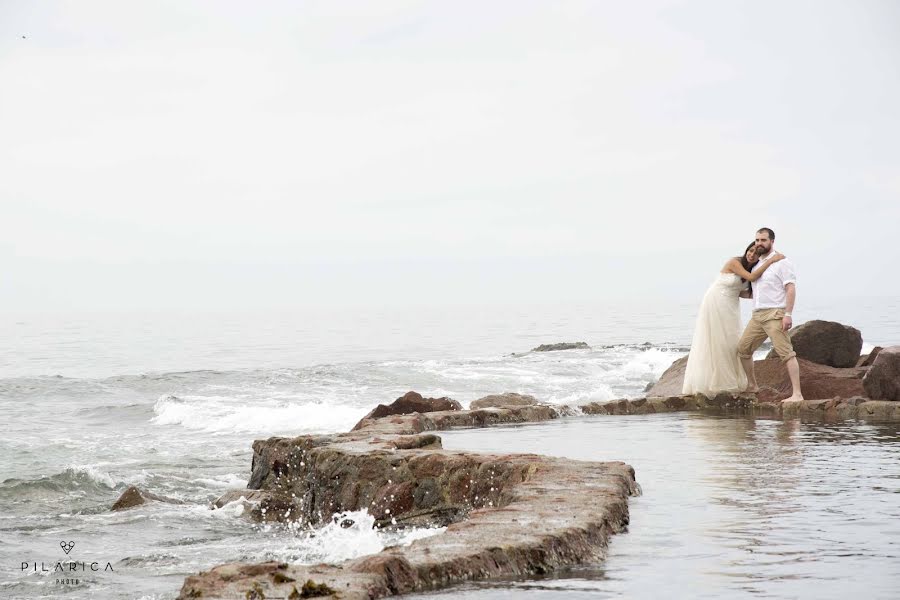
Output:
[{"xmin": 1, "ymin": 298, "xmax": 897, "ymax": 599}]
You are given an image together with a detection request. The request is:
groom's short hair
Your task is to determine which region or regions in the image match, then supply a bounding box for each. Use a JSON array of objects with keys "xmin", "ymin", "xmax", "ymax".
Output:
[{"xmin": 757, "ymin": 227, "xmax": 775, "ymax": 241}]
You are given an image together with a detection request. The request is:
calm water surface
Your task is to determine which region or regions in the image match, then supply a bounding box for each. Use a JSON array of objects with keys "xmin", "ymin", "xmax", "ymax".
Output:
[{"xmin": 416, "ymin": 414, "xmax": 900, "ymax": 599}]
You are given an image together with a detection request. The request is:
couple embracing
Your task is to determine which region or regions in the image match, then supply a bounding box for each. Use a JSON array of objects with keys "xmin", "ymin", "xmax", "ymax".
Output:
[{"xmin": 682, "ymin": 227, "xmax": 803, "ymax": 401}]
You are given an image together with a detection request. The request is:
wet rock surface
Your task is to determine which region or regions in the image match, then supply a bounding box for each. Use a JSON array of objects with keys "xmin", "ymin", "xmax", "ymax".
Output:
[
  {"xmin": 531, "ymin": 342, "xmax": 590, "ymax": 352},
  {"xmin": 765, "ymin": 319, "xmax": 863, "ymax": 367},
  {"xmin": 580, "ymin": 393, "xmax": 900, "ymax": 421},
  {"xmin": 180, "ymin": 400, "xmax": 637, "ymax": 599},
  {"xmin": 470, "ymin": 392, "xmax": 539, "ymax": 409},
  {"xmin": 863, "ymin": 346, "xmax": 900, "ymax": 401},
  {"xmin": 111, "ymin": 485, "xmax": 184, "ymax": 511},
  {"xmin": 352, "ymin": 391, "xmax": 463, "ymax": 431}
]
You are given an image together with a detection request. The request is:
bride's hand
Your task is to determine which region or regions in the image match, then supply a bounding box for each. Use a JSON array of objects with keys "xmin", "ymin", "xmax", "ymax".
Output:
[{"xmin": 772, "ymin": 252, "xmax": 786, "ymax": 262}]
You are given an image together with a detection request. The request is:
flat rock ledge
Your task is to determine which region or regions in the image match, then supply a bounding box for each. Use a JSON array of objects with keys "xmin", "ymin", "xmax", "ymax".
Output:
[
  {"xmin": 580, "ymin": 393, "xmax": 900, "ymax": 421},
  {"xmin": 179, "ymin": 404, "xmax": 637, "ymax": 600}
]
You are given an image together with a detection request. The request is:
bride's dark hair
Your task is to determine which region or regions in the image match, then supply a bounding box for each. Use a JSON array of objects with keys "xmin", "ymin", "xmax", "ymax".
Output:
[{"xmin": 738, "ymin": 241, "xmax": 757, "ymax": 283}]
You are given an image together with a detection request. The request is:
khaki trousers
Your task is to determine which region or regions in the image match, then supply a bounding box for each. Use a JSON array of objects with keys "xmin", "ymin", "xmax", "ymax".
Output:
[{"xmin": 737, "ymin": 308, "xmax": 796, "ymax": 362}]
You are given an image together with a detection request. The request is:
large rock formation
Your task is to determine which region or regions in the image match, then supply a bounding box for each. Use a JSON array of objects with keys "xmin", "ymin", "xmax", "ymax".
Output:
[
  {"xmin": 470, "ymin": 392, "xmax": 538, "ymax": 409},
  {"xmin": 352, "ymin": 391, "xmax": 462, "ymax": 431},
  {"xmin": 863, "ymin": 346, "xmax": 900, "ymax": 401},
  {"xmin": 647, "ymin": 356, "xmax": 864, "ymax": 400},
  {"xmin": 766, "ymin": 320, "xmax": 862, "ymax": 367},
  {"xmin": 180, "ymin": 401, "xmax": 637, "ymax": 599}
]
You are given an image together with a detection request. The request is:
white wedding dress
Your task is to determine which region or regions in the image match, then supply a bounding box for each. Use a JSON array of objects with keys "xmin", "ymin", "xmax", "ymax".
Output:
[{"xmin": 682, "ymin": 272, "xmax": 749, "ymax": 396}]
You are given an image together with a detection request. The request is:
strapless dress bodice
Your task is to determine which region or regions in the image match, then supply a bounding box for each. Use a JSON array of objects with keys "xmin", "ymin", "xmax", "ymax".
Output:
[{"xmin": 711, "ymin": 272, "xmax": 747, "ymax": 296}]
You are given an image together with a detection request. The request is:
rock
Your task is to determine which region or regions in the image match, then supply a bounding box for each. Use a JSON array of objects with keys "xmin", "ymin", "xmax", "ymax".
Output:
[
  {"xmin": 645, "ymin": 355, "xmax": 689, "ymax": 397},
  {"xmin": 111, "ymin": 485, "xmax": 183, "ymax": 511},
  {"xmin": 182, "ymin": 404, "xmax": 637, "ymax": 600},
  {"xmin": 352, "ymin": 391, "xmax": 462, "ymax": 430},
  {"xmin": 531, "ymin": 342, "xmax": 590, "ymax": 352},
  {"xmin": 750, "ymin": 357, "xmax": 865, "ymax": 400},
  {"xmin": 580, "ymin": 392, "xmax": 900, "ymax": 421},
  {"xmin": 647, "ymin": 355, "xmax": 864, "ymax": 401},
  {"xmin": 863, "ymin": 346, "xmax": 900, "ymax": 400},
  {"xmin": 857, "ymin": 346, "xmax": 883, "ymax": 368},
  {"xmin": 470, "ymin": 392, "xmax": 538, "ymax": 409},
  {"xmin": 765, "ymin": 320, "xmax": 862, "ymax": 367}
]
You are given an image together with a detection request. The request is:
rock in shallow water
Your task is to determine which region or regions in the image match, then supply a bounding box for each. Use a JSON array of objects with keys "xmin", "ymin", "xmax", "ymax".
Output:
[
  {"xmin": 531, "ymin": 341, "xmax": 590, "ymax": 352},
  {"xmin": 111, "ymin": 485, "xmax": 183, "ymax": 511}
]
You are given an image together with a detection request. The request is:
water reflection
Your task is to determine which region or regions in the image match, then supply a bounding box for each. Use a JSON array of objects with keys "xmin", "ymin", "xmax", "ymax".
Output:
[{"xmin": 415, "ymin": 414, "xmax": 900, "ymax": 599}]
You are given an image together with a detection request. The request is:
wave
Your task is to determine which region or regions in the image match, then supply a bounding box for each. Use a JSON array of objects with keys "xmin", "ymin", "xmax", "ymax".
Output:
[
  {"xmin": 150, "ymin": 394, "xmax": 369, "ymax": 435},
  {"xmin": 0, "ymin": 465, "xmax": 118, "ymax": 499}
]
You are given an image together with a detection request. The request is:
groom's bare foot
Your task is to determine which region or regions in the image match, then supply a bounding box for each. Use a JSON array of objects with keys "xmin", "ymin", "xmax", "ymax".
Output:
[
  {"xmin": 784, "ymin": 394, "xmax": 804, "ymax": 403},
  {"xmin": 745, "ymin": 385, "xmax": 759, "ymax": 394}
]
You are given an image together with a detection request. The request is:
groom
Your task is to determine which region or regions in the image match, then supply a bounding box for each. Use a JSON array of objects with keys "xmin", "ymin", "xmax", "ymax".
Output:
[{"xmin": 737, "ymin": 227, "xmax": 804, "ymax": 401}]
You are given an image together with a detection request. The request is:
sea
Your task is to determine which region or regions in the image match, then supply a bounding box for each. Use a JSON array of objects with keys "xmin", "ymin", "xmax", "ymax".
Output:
[{"xmin": 1, "ymin": 296, "xmax": 898, "ymax": 599}]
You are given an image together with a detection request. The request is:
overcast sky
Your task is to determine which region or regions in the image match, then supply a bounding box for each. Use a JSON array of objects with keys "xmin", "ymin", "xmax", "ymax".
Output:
[{"xmin": 2, "ymin": 0, "xmax": 898, "ymax": 311}]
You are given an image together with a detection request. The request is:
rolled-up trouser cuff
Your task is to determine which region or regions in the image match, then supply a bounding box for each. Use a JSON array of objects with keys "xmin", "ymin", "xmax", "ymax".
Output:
[{"xmin": 778, "ymin": 350, "xmax": 797, "ymax": 363}]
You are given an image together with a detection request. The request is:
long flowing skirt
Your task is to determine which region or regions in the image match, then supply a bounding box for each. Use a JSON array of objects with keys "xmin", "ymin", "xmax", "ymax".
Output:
[{"xmin": 682, "ymin": 278, "xmax": 748, "ymax": 396}]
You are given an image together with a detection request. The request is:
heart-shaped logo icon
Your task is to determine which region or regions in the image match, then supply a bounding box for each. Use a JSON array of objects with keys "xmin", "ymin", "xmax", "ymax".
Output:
[{"xmin": 60, "ymin": 541, "xmax": 75, "ymax": 555}]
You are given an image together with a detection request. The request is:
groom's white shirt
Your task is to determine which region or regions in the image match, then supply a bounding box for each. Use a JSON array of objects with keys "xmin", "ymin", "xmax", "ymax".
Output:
[{"xmin": 751, "ymin": 250, "xmax": 797, "ymax": 310}]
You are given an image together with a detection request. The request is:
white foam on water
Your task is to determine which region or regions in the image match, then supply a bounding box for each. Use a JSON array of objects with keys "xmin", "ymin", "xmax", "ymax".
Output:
[
  {"xmin": 289, "ymin": 510, "xmax": 445, "ymax": 565},
  {"xmin": 194, "ymin": 473, "xmax": 248, "ymax": 488},
  {"xmin": 151, "ymin": 394, "xmax": 368, "ymax": 435},
  {"xmin": 621, "ymin": 348, "xmax": 687, "ymax": 379},
  {"xmin": 67, "ymin": 464, "xmax": 117, "ymax": 488}
]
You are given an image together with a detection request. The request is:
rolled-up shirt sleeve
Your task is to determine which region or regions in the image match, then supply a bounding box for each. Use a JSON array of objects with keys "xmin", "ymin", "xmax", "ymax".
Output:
[{"xmin": 781, "ymin": 260, "xmax": 797, "ymax": 286}]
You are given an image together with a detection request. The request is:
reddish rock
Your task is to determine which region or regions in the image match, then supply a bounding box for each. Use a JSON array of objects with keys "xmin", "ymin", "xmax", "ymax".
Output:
[
  {"xmin": 648, "ymin": 355, "xmax": 864, "ymax": 401},
  {"xmin": 470, "ymin": 392, "xmax": 539, "ymax": 409},
  {"xmin": 353, "ymin": 392, "xmax": 462, "ymax": 430},
  {"xmin": 751, "ymin": 357, "xmax": 864, "ymax": 400},
  {"xmin": 181, "ymin": 404, "xmax": 636, "ymax": 600},
  {"xmin": 111, "ymin": 485, "xmax": 184, "ymax": 511},
  {"xmin": 766, "ymin": 320, "xmax": 862, "ymax": 368},
  {"xmin": 857, "ymin": 347, "xmax": 883, "ymax": 368},
  {"xmin": 645, "ymin": 355, "xmax": 688, "ymax": 397},
  {"xmin": 863, "ymin": 346, "xmax": 900, "ymax": 401}
]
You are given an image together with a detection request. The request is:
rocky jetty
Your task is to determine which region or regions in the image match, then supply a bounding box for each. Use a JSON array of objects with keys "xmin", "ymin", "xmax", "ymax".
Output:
[
  {"xmin": 580, "ymin": 392, "xmax": 900, "ymax": 421},
  {"xmin": 180, "ymin": 402, "xmax": 637, "ymax": 599},
  {"xmin": 531, "ymin": 342, "xmax": 590, "ymax": 352}
]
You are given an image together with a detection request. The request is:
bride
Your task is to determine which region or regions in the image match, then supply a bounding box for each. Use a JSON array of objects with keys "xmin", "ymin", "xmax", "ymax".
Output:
[{"xmin": 682, "ymin": 242, "xmax": 785, "ymax": 396}]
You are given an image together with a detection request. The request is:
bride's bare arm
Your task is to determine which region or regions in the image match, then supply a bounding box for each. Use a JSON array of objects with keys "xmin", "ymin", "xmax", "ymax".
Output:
[{"xmin": 725, "ymin": 253, "xmax": 784, "ymax": 281}]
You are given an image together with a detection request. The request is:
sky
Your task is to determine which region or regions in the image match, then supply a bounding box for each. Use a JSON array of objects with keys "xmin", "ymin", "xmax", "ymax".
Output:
[{"xmin": 1, "ymin": 0, "xmax": 899, "ymax": 311}]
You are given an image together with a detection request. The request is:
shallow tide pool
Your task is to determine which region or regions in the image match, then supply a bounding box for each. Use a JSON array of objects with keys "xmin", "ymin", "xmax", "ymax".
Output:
[{"xmin": 414, "ymin": 413, "xmax": 900, "ymax": 599}]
